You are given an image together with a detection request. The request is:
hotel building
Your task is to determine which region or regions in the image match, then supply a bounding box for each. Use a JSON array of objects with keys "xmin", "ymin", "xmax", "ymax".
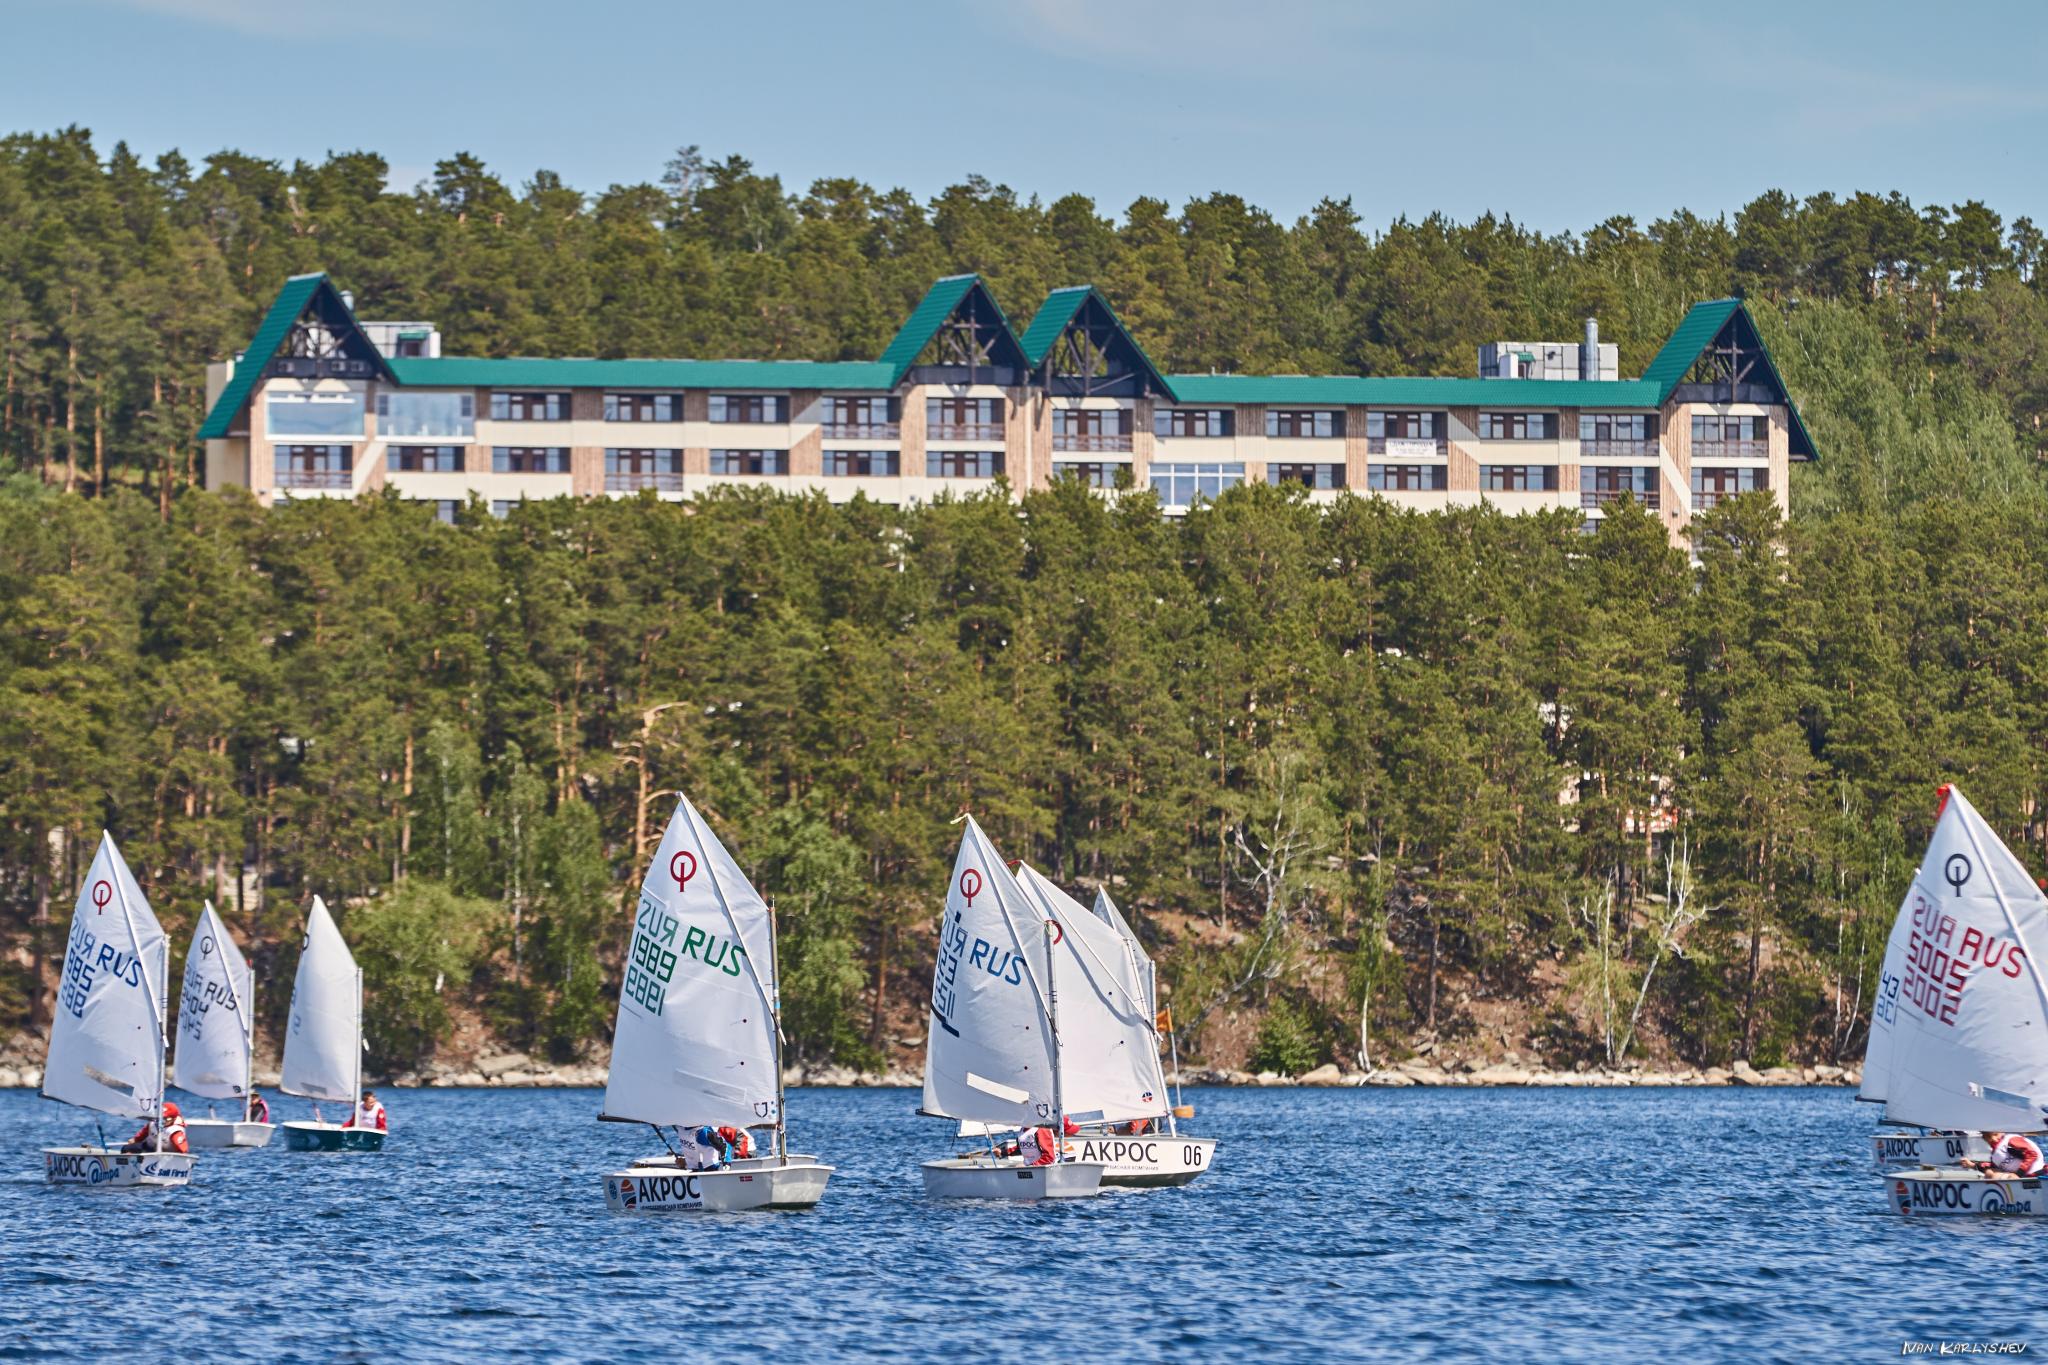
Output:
[{"xmin": 200, "ymin": 273, "xmax": 1813, "ymax": 535}]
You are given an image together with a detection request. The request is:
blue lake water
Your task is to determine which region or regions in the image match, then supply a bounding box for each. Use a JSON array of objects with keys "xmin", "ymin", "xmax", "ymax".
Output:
[{"xmin": 2, "ymin": 1084, "xmax": 2041, "ymax": 1361}]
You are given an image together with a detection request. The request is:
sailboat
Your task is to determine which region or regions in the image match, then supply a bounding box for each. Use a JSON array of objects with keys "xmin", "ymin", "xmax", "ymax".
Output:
[
  {"xmin": 920, "ymin": 816, "xmax": 1107, "ymax": 1200},
  {"xmin": 600, "ymin": 794, "xmax": 833, "ymax": 1213},
  {"xmin": 174, "ymin": 901, "xmax": 274, "ymax": 1148},
  {"xmin": 41, "ymin": 832, "xmax": 195, "ymax": 1189},
  {"xmin": 1011, "ymin": 868, "xmax": 1218, "ymax": 1187},
  {"xmin": 1876, "ymin": 786, "xmax": 2048, "ymax": 1216},
  {"xmin": 279, "ymin": 896, "xmax": 382, "ymax": 1152}
]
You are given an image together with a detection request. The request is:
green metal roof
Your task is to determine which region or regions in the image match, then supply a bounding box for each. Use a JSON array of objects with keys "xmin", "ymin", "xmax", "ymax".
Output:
[
  {"xmin": 1163, "ymin": 374, "xmax": 1666, "ymax": 407},
  {"xmin": 874, "ymin": 274, "xmax": 1030, "ymax": 383},
  {"xmin": 197, "ymin": 273, "xmax": 327, "ymax": 440},
  {"xmin": 386, "ymin": 356, "xmax": 898, "ymax": 390},
  {"xmin": 1640, "ymin": 298, "xmax": 1743, "ymax": 391},
  {"xmin": 1019, "ymin": 286, "xmax": 1173, "ymax": 394}
]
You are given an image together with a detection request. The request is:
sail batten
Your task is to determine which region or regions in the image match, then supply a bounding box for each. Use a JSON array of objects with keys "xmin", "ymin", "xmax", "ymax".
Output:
[
  {"xmin": 43, "ymin": 833, "xmax": 170, "ymax": 1121},
  {"xmin": 174, "ymin": 902, "xmax": 254, "ymax": 1100},
  {"xmin": 1878, "ymin": 787, "xmax": 2048, "ymax": 1133},
  {"xmin": 602, "ymin": 795, "xmax": 779, "ymax": 1129}
]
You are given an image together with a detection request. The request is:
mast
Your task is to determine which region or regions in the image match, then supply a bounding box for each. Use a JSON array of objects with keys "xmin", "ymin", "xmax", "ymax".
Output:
[
  {"xmin": 107, "ymin": 851, "xmax": 166, "ymax": 1151},
  {"xmin": 247, "ymin": 975, "xmax": 258, "ymax": 1123},
  {"xmin": 1046, "ymin": 918, "xmax": 1063, "ymax": 1160},
  {"xmin": 769, "ymin": 898, "xmax": 787, "ymax": 1166},
  {"xmin": 352, "ymin": 966, "xmax": 364, "ymax": 1113}
]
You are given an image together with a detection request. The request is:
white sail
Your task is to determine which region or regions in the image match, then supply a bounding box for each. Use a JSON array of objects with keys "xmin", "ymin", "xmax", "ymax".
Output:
[
  {"xmin": 280, "ymin": 896, "xmax": 361, "ymax": 1104},
  {"xmin": 1860, "ymin": 825, "xmax": 1924, "ymax": 1104},
  {"xmin": 173, "ymin": 901, "xmax": 254, "ymax": 1099},
  {"xmin": 43, "ymin": 833, "xmax": 170, "ymax": 1120},
  {"xmin": 603, "ymin": 795, "xmax": 778, "ymax": 1130},
  {"xmin": 921, "ymin": 817, "xmax": 1058, "ymax": 1128},
  {"xmin": 1015, "ymin": 864, "xmax": 1169, "ymax": 1124},
  {"xmin": 1880, "ymin": 787, "xmax": 2048, "ymax": 1133},
  {"xmin": 1094, "ymin": 887, "xmax": 1158, "ymax": 1020}
]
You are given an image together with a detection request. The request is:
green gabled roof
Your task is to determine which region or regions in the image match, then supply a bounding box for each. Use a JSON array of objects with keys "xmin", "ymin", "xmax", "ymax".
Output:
[
  {"xmin": 1019, "ymin": 286, "xmax": 1173, "ymax": 394},
  {"xmin": 1163, "ymin": 374, "xmax": 1665, "ymax": 407},
  {"xmin": 387, "ymin": 357, "xmax": 898, "ymax": 390},
  {"xmin": 197, "ymin": 273, "xmax": 327, "ymax": 439},
  {"xmin": 1640, "ymin": 298, "xmax": 1743, "ymax": 391},
  {"xmin": 875, "ymin": 275, "xmax": 1027, "ymax": 383}
]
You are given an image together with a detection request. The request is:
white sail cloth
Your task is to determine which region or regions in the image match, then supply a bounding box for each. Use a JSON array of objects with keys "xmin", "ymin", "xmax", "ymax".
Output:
[
  {"xmin": 922, "ymin": 817, "xmax": 1060, "ymax": 1128},
  {"xmin": 603, "ymin": 795, "xmax": 779, "ymax": 1130},
  {"xmin": 44, "ymin": 833, "xmax": 169, "ymax": 1120},
  {"xmin": 173, "ymin": 901, "xmax": 254, "ymax": 1099},
  {"xmin": 1879, "ymin": 786, "xmax": 2048, "ymax": 1133},
  {"xmin": 1013, "ymin": 864, "xmax": 1168, "ymax": 1125},
  {"xmin": 1860, "ymin": 848, "xmax": 1916, "ymax": 1104},
  {"xmin": 281, "ymin": 896, "xmax": 361, "ymax": 1104},
  {"xmin": 1093, "ymin": 887, "xmax": 1157, "ymax": 1021}
]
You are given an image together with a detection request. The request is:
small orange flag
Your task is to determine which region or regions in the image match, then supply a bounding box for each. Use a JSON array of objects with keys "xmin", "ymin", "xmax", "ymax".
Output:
[{"xmin": 1155, "ymin": 1008, "xmax": 1173, "ymax": 1032}]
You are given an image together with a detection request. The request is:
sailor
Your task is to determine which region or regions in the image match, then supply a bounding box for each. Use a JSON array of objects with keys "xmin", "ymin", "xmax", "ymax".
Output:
[
  {"xmin": 341, "ymin": 1089, "xmax": 388, "ymax": 1132},
  {"xmin": 1969, "ymin": 1132, "xmax": 2046, "ymax": 1177},
  {"xmin": 122, "ymin": 1101, "xmax": 189, "ymax": 1154},
  {"xmin": 1018, "ymin": 1125, "xmax": 1058, "ymax": 1166},
  {"xmin": 714, "ymin": 1125, "xmax": 755, "ymax": 1160},
  {"xmin": 677, "ymin": 1125, "xmax": 731, "ymax": 1170},
  {"xmin": 246, "ymin": 1090, "xmax": 270, "ymax": 1124}
]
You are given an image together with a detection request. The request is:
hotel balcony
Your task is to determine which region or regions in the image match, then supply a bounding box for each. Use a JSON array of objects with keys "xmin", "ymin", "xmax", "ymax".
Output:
[
  {"xmin": 1365, "ymin": 436, "xmax": 1447, "ymax": 455},
  {"xmin": 1053, "ymin": 432, "xmax": 1134, "ymax": 453},
  {"xmin": 1693, "ymin": 439, "xmax": 1768, "ymax": 459},
  {"xmin": 274, "ymin": 469, "xmax": 352, "ymax": 490},
  {"xmin": 1581, "ymin": 487, "xmax": 1660, "ymax": 511},
  {"xmin": 821, "ymin": 421, "xmax": 900, "ymax": 440},
  {"xmin": 929, "ymin": 421, "xmax": 1005, "ymax": 441},
  {"xmin": 1580, "ymin": 438, "xmax": 1659, "ymax": 457},
  {"xmin": 607, "ymin": 471, "xmax": 685, "ymax": 493}
]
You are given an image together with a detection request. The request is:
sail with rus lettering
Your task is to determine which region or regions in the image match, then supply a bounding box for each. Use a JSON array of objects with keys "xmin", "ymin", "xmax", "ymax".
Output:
[
  {"xmin": 603, "ymin": 795, "xmax": 778, "ymax": 1130},
  {"xmin": 44, "ymin": 833, "xmax": 170, "ymax": 1121},
  {"xmin": 1013, "ymin": 863, "xmax": 1168, "ymax": 1126},
  {"xmin": 174, "ymin": 902, "xmax": 254, "ymax": 1099},
  {"xmin": 922, "ymin": 817, "xmax": 1059, "ymax": 1129},
  {"xmin": 1879, "ymin": 786, "xmax": 2048, "ymax": 1134},
  {"xmin": 281, "ymin": 897, "xmax": 361, "ymax": 1105}
]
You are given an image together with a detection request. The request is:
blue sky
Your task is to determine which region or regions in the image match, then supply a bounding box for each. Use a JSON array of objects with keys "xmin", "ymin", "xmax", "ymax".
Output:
[{"xmin": 5, "ymin": 0, "xmax": 2044, "ymax": 233}]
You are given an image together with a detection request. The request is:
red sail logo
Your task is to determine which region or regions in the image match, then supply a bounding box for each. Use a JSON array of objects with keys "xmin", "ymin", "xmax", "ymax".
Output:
[
  {"xmin": 960, "ymin": 868, "xmax": 982, "ymax": 907},
  {"xmin": 670, "ymin": 850, "xmax": 698, "ymax": 890}
]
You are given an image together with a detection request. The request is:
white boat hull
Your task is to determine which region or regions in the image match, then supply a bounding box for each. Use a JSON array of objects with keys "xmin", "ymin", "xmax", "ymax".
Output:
[
  {"xmin": 183, "ymin": 1119, "xmax": 276, "ymax": 1149},
  {"xmin": 1873, "ymin": 1131, "xmax": 1988, "ymax": 1170},
  {"xmin": 1071, "ymin": 1133, "xmax": 1218, "ymax": 1187},
  {"xmin": 282, "ymin": 1120, "xmax": 385, "ymax": 1152},
  {"xmin": 604, "ymin": 1160, "xmax": 835, "ymax": 1213},
  {"xmin": 43, "ymin": 1147, "xmax": 195, "ymax": 1188},
  {"xmin": 1890, "ymin": 1168, "xmax": 2048, "ymax": 1216},
  {"xmin": 921, "ymin": 1158, "xmax": 1106, "ymax": 1200}
]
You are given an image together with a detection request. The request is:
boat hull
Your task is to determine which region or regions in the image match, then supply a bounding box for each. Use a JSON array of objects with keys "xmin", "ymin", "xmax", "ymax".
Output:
[
  {"xmin": 604, "ymin": 1161, "xmax": 835, "ymax": 1213},
  {"xmin": 281, "ymin": 1121, "xmax": 385, "ymax": 1153},
  {"xmin": 184, "ymin": 1120, "xmax": 276, "ymax": 1149},
  {"xmin": 43, "ymin": 1147, "xmax": 195, "ymax": 1188},
  {"xmin": 1890, "ymin": 1169, "xmax": 2048, "ymax": 1216},
  {"xmin": 1873, "ymin": 1131, "xmax": 1988, "ymax": 1170},
  {"xmin": 1071, "ymin": 1133, "xmax": 1219, "ymax": 1187},
  {"xmin": 921, "ymin": 1158, "xmax": 1106, "ymax": 1200}
]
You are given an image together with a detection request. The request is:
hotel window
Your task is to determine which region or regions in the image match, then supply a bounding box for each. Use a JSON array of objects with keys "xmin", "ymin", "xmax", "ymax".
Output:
[
  {"xmin": 1477, "ymin": 412, "xmax": 1558, "ymax": 440},
  {"xmin": 386, "ymin": 445, "xmax": 462, "ymax": 473},
  {"xmin": 1154, "ymin": 408, "xmax": 1234, "ymax": 439},
  {"xmin": 1266, "ymin": 409, "xmax": 1342, "ymax": 439},
  {"xmin": 274, "ymin": 445, "xmax": 352, "ymax": 488},
  {"xmin": 708, "ymin": 449, "xmax": 787, "ymax": 476},
  {"xmin": 1583, "ymin": 466, "xmax": 1660, "ymax": 510},
  {"xmin": 1365, "ymin": 412, "xmax": 1440, "ymax": 440},
  {"xmin": 823, "ymin": 450, "xmax": 900, "ymax": 477},
  {"xmin": 927, "ymin": 450, "xmax": 1004, "ymax": 479},
  {"xmin": 1480, "ymin": 464, "xmax": 1560, "ymax": 491},
  {"xmin": 421, "ymin": 499, "xmax": 461, "ymax": 525},
  {"xmin": 375, "ymin": 391, "xmax": 472, "ymax": 438},
  {"xmin": 927, "ymin": 397, "xmax": 1004, "ymax": 439},
  {"xmin": 1579, "ymin": 413, "xmax": 1655, "ymax": 447},
  {"xmin": 1691, "ymin": 465, "xmax": 1767, "ymax": 510},
  {"xmin": 266, "ymin": 391, "xmax": 365, "ymax": 438},
  {"xmin": 606, "ymin": 449, "xmax": 682, "ymax": 490},
  {"xmin": 488, "ymin": 392, "xmax": 565, "ymax": 422},
  {"xmin": 709, "ymin": 395, "xmax": 786, "ymax": 423},
  {"xmin": 1053, "ymin": 408, "xmax": 1133, "ymax": 451},
  {"xmin": 824, "ymin": 397, "xmax": 898, "ymax": 434},
  {"xmin": 1052, "ymin": 462, "xmax": 1125, "ymax": 489},
  {"xmin": 1150, "ymin": 462, "xmax": 1244, "ymax": 507},
  {"xmin": 490, "ymin": 499, "xmax": 516, "ymax": 519},
  {"xmin": 492, "ymin": 446, "xmax": 569, "ymax": 473},
  {"xmin": 604, "ymin": 393, "xmax": 676, "ymax": 422},
  {"xmin": 1267, "ymin": 463, "xmax": 1342, "ymax": 490},
  {"xmin": 1692, "ymin": 414, "xmax": 1767, "ymax": 454},
  {"xmin": 1366, "ymin": 464, "xmax": 1447, "ymax": 491}
]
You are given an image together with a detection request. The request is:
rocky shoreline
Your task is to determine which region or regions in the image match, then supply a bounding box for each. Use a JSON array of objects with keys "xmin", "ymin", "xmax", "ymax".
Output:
[{"xmin": 0, "ymin": 1053, "xmax": 1857, "ymax": 1091}]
